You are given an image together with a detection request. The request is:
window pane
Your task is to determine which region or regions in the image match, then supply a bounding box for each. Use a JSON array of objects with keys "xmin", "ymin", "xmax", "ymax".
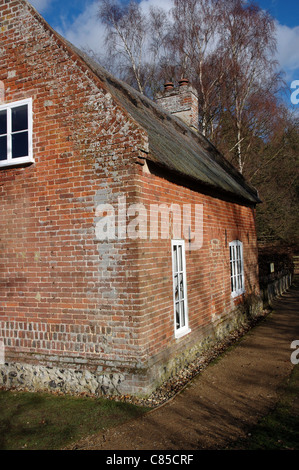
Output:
[
  {"xmin": 178, "ymin": 245, "xmax": 182, "ymax": 272},
  {"xmin": 12, "ymin": 105, "xmax": 28, "ymax": 132},
  {"xmin": 237, "ymin": 245, "xmax": 241, "ymax": 262},
  {"xmin": 0, "ymin": 110, "xmax": 7, "ymax": 135},
  {"xmin": 181, "ymin": 302, "xmax": 185, "ymax": 328},
  {"xmin": 0, "ymin": 135, "xmax": 7, "ymax": 160},
  {"xmin": 173, "ymin": 246, "xmax": 178, "ymax": 273},
  {"xmin": 174, "ymin": 274, "xmax": 179, "ymax": 300},
  {"xmin": 12, "ymin": 131, "xmax": 29, "ymax": 158},
  {"xmin": 179, "ymin": 273, "xmax": 184, "ymax": 299},
  {"xmin": 175, "ymin": 302, "xmax": 180, "ymax": 329}
]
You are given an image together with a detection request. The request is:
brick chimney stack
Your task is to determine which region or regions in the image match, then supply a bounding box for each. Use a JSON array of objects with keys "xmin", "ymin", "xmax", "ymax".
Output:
[{"xmin": 156, "ymin": 79, "xmax": 199, "ymax": 131}]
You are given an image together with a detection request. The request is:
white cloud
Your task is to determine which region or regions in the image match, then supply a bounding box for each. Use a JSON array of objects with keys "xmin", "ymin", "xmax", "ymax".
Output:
[
  {"xmin": 55, "ymin": 1, "xmax": 106, "ymax": 54},
  {"xmin": 56, "ymin": 0, "xmax": 173, "ymax": 57},
  {"xmin": 275, "ymin": 22, "xmax": 299, "ymax": 81},
  {"xmin": 54, "ymin": 0, "xmax": 172, "ymax": 59},
  {"xmin": 28, "ymin": 0, "xmax": 53, "ymax": 13},
  {"xmin": 139, "ymin": 0, "xmax": 173, "ymax": 15},
  {"xmin": 54, "ymin": 0, "xmax": 299, "ymax": 85}
]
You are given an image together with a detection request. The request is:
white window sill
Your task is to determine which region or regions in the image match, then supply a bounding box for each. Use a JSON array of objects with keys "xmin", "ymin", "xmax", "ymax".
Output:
[
  {"xmin": 0, "ymin": 157, "xmax": 34, "ymax": 169},
  {"xmin": 231, "ymin": 289, "xmax": 245, "ymax": 299},
  {"xmin": 175, "ymin": 327, "xmax": 191, "ymax": 339}
]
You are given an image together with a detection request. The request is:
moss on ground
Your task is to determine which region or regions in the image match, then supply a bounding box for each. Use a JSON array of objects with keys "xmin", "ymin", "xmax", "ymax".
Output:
[{"xmin": 0, "ymin": 389, "xmax": 149, "ymax": 450}]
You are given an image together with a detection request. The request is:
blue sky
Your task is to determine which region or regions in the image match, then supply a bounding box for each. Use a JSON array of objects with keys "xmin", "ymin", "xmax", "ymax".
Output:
[
  {"xmin": 29, "ymin": 0, "xmax": 299, "ymax": 101},
  {"xmin": 257, "ymin": 0, "xmax": 299, "ymax": 28}
]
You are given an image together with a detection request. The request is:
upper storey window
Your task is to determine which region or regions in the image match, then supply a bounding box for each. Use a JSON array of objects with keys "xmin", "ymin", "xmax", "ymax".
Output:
[{"xmin": 0, "ymin": 98, "xmax": 33, "ymax": 168}]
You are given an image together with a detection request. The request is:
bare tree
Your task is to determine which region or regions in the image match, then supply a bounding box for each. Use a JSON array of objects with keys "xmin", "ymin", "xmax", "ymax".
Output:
[
  {"xmin": 98, "ymin": 0, "xmax": 147, "ymax": 93},
  {"xmin": 95, "ymin": 0, "xmax": 298, "ymax": 247},
  {"xmin": 218, "ymin": 0, "xmax": 278, "ymax": 173},
  {"xmin": 98, "ymin": 0, "xmax": 169, "ymax": 96},
  {"xmin": 166, "ymin": 0, "xmax": 224, "ymax": 137},
  {"xmin": 253, "ymin": 110, "xmax": 299, "ymax": 246}
]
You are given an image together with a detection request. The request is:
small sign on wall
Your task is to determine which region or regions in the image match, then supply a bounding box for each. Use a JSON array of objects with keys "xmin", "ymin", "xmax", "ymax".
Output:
[{"xmin": 270, "ymin": 262, "xmax": 275, "ymax": 273}]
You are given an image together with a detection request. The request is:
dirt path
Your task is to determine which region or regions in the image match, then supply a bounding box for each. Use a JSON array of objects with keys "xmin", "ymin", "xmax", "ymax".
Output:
[{"xmin": 72, "ymin": 281, "xmax": 299, "ymax": 450}]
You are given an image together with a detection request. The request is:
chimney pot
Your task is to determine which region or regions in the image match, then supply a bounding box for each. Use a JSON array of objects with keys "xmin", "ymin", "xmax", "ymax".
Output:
[
  {"xmin": 179, "ymin": 78, "xmax": 189, "ymax": 87},
  {"xmin": 164, "ymin": 81, "xmax": 174, "ymax": 90},
  {"xmin": 156, "ymin": 79, "xmax": 199, "ymax": 131}
]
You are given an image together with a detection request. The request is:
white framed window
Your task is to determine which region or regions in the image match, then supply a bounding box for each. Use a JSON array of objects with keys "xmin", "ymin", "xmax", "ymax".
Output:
[
  {"xmin": 229, "ymin": 240, "xmax": 245, "ymax": 297},
  {"xmin": 171, "ymin": 239, "xmax": 190, "ymax": 338},
  {"xmin": 0, "ymin": 98, "xmax": 33, "ymax": 168}
]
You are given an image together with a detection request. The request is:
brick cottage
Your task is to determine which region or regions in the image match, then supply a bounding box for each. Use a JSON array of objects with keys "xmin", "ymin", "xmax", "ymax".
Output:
[{"xmin": 0, "ymin": 0, "xmax": 262, "ymax": 396}]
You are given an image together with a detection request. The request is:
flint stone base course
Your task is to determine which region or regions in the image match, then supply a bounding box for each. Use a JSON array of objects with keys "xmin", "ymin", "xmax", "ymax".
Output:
[
  {"xmin": 0, "ymin": 296, "xmax": 263, "ymax": 398},
  {"xmin": 0, "ymin": 362, "xmax": 126, "ymax": 396}
]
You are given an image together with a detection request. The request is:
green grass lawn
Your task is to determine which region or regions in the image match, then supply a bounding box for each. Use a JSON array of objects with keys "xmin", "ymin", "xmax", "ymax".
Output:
[{"xmin": 0, "ymin": 390, "xmax": 149, "ymax": 450}]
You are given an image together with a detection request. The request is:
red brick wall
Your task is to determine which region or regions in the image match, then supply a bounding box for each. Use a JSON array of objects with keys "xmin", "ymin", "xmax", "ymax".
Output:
[
  {"xmin": 0, "ymin": 1, "xmax": 261, "ymax": 395},
  {"xmin": 0, "ymin": 0, "xmax": 148, "ymax": 374},
  {"xmin": 133, "ymin": 164, "xmax": 260, "ymax": 370}
]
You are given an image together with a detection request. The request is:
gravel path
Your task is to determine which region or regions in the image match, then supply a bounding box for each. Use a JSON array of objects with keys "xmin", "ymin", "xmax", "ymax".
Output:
[{"xmin": 69, "ymin": 280, "xmax": 299, "ymax": 450}]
